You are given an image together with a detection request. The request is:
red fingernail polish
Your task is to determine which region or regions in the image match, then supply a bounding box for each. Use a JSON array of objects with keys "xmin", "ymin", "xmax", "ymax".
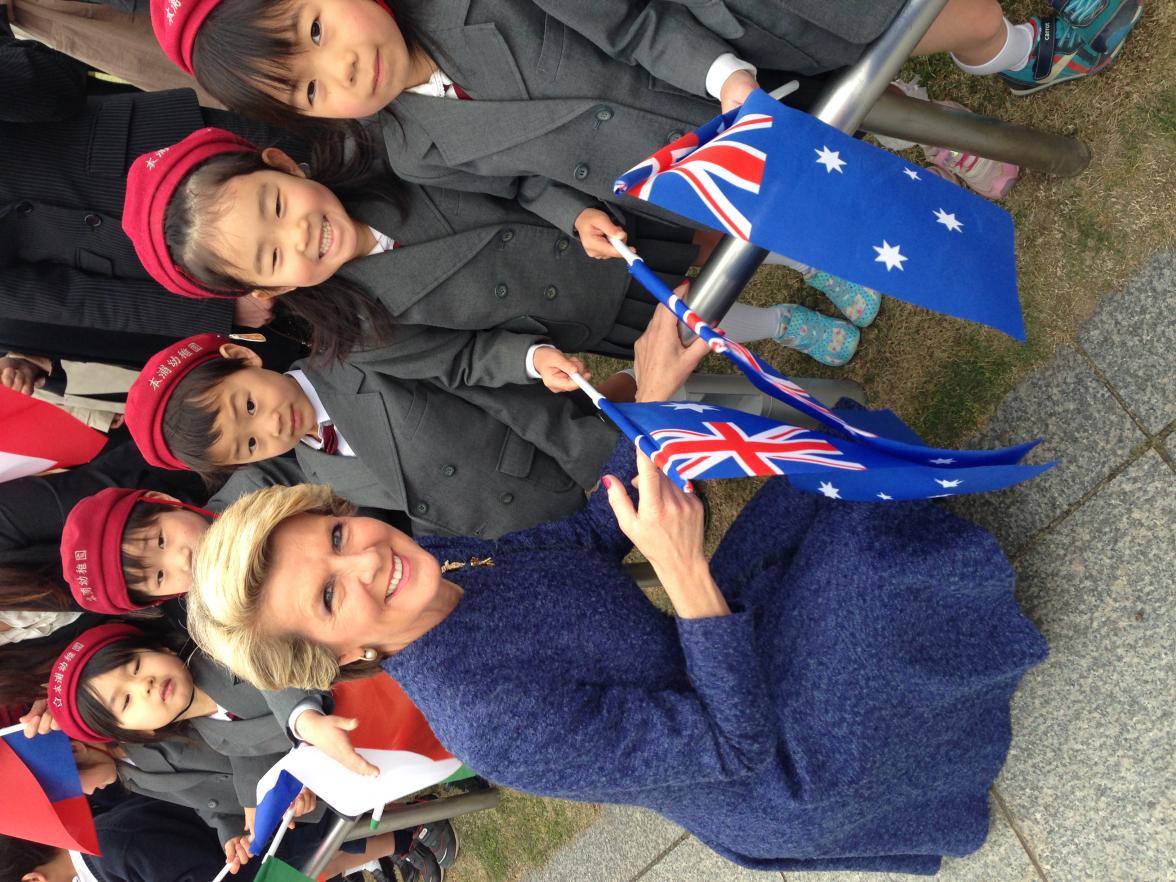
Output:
[{"xmin": 602, "ymin": 476, "xmax": 614, "ymax": 490}]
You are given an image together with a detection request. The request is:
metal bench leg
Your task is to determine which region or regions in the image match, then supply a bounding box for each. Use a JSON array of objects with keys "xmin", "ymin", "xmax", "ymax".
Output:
[{"xmin": 299, "ymin": 814, "xmax": 356, "ymax": 878}]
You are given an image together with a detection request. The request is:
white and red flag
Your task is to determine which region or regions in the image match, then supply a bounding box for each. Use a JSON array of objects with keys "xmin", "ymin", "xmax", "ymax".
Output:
[{"xmin": 0, "ymin": 385, "xmax": 107, "ymax": 482}]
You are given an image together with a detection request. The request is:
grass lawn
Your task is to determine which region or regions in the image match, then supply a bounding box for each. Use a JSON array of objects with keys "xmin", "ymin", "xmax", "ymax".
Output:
[{"xmin": 446, "ymin": 4, "xmax": 1176, "ymax": 878}]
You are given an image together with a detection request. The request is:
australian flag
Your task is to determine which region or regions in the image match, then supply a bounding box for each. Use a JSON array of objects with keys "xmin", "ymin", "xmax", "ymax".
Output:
[
  {"xmin": 615, "ymin": 89, "xmax": 1024, "ymax": 340},
  {"xmin": 603, "ymin": 399, "xmax": 1051, "ymax": 501}
]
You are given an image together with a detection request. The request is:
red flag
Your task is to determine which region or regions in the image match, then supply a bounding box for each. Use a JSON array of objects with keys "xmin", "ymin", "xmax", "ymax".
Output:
[
  {"xmin": 0, "ymin": 386, "xmax": 107, "ymax": 482},
  {"xmin": 331, "ymin": 674, "xmax": 451, "ymax": 760}
]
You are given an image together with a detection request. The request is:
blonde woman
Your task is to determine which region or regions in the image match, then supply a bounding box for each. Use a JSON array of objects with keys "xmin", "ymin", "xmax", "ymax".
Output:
[{"xmin": 188, "ymin": 309, "xmax": 1046, "ymax": 875}]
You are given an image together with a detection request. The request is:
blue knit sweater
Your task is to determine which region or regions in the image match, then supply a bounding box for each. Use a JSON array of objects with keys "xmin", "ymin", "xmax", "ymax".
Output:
[{"xmin": 383, "ymin": 441, "xmax": 1047, "ymax": 874}]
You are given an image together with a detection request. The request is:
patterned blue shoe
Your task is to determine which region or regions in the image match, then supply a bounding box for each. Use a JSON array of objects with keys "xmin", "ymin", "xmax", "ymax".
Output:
[
  {"xmin": 802, "ymin": 269, "xmax": 882, "ymax": 328},
  {"xmin": 998, "ymin": 2, "xmax": 1142, "ymax": 96},
  {"xmin": 772, "ymin": 304, "xmax": 859, "ymax": 367},
  {"xmin": 1051, "ymin": 0, "xmax": 1109, "ymax": 27}
]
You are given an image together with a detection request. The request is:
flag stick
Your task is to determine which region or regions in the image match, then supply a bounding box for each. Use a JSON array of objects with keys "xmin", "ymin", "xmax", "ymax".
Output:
[
  {"xmin": 569, "ymin": 372, "xmax": 693, "ymax": 494},
  {"xmin": 209, "ymin": 862, "xmax": 233, "ymax": 882},
  {"xmin": 259, "ymin": 807, "xmax": 297, "ymax": 862}
]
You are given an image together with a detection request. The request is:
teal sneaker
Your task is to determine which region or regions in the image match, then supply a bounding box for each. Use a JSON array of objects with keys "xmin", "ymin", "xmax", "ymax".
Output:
[
  {"xmin": 772, "ymin": 304, "xmax": 859, "ymax": 367},
  {"xmin": 1051, "ymin": 0, "xmax": 1109, "ymax": 27},
  {"xmin": 998, "ymin": 1, "xmax": 1142, "ymax": 95}
]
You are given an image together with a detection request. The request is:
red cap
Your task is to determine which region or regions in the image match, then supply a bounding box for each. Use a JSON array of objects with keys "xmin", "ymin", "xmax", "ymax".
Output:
[
  {"xmin": 48, "ymin": 623, "xmax": 145, "ymax": 744},
  {"xmin": 62, "ymin": 488, "xmax": 216, "ymax": 614},
  {"xmin": 122, "ymin": 127, "xmax": 254, "ymax": 299},
  {"xmin": 126, "ymin": 333, "xmax": 230, "ymax": 470},
  {"xmin": 152, "ymin": 0, "xmax": 221, "ymax": 76}
]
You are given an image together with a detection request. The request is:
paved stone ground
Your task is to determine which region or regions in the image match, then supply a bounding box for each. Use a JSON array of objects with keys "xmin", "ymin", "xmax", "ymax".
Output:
[{"xmin": 520, "ymin": 254, "xmax": 1176, "ymax": 882}]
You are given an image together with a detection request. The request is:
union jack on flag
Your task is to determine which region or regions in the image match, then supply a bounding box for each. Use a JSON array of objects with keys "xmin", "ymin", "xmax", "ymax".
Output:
[
  {"xmin": 614, "ymin": 89, "xmax": 1025, "ymax": 339},
  {"xmin": 616, "ymin": 113, "xmax": 773, "ymax": 241}
]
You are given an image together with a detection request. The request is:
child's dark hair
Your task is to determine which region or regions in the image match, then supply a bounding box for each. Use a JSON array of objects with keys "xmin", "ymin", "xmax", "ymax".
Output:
[
  {"xmin": 190, "ymin": 0, "xmax": 427, "ymax": 159},
  {"xmin": 76, "ymin": 629, "xmax": 193, "ymax": 745},
  {"xmin": 164, "ymin": 151, "xmax": 398, "ymax": 363},
  {"xmin": 161, "ymin": 357, "xmax": 251, "ymax": 478},
  {"xmin": 0, "ymin": 834, "xmax": 60, "ymax": 881},
  {"xmin": 120, "ymin": 502, "xmax": 208, "ymax": 608}
]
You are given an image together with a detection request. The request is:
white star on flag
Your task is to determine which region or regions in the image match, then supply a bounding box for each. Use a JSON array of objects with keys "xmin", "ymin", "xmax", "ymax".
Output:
[
  {"xmin": 929, "ymin": 457, "xmax": 956, "ymax": 465},
  {"xmin": 661, "ymin": 403, "xmax": 717, "ymax": 412},
  {"xmin": 903, "ymin": 168, "xmax": 921, "ymax": 181},
  {"xmin": 934, "ymin": 208, "xmax": 964, "ymax": 233},
  {"xmin": 814, "ymin": 146, "xmax": 846, "ymax": 174},
  {"xmin": 877, "ymin": 492, "xmax": 893, "ymax": 501},
  {"xmin": 935, "ymin": 478, "xmax": 963, "ymax": 488},
  {"xmin": 873, "ymin": 241, "xmax": 908, "ymax": 272},
  {"xmin": 818, "ymin": 481, "xmax": 841, "ymax": 499}
]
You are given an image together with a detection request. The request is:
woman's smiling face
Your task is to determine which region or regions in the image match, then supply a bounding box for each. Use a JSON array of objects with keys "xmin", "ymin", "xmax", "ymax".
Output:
[{"xmin": 259, "ymin": 513, "xmax": 449, "ymax": 660}]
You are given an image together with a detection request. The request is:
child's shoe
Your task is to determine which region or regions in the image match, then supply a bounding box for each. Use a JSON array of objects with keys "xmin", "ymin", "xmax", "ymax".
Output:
[
  {"xmin": 998, "ymin": 0, "xmax": 1142, "ymax": 95},
  {"xmin": 772, "ymin": 304, "xmax": 859, "ymax": 367},
  {"xmin": 801, "ymin": 269, "xmax": 882, "ymax": 328},
  {"xmin": 921, "ymin": 101, "xmax": 1020, "ymax": 199}
]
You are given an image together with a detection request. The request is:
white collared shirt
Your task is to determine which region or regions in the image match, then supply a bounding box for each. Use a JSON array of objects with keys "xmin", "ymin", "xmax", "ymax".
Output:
[
  {"xmin": 285, "ymin": 370, "xmax": 356, "ymax": 457},
  {"xmin": 69, "ymin": 850, "xmax": 101, "ymax": 882},
  {"xmin": 368, "ymin": 226, "xmax": 397, "ymax": 254}
]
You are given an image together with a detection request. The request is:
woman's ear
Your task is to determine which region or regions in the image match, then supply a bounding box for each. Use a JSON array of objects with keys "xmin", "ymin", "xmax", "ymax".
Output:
[
  {"xmin": 249, "ymin": 287, "xmax": 296, "ymax": 301},
  {"xmin": 141, "ymin": 491, "xmax": 181, "ymax": 504},
  {"xmin": 337, "ymin": 647, "xmax": 368, "ymax": 667},
  {"xmin": 260, "ymin": 147, "xmax": 306, "ymax": 178},
  {"xmin": 217, "ymin": 343, "xmax": 265, "ymax": 367}
]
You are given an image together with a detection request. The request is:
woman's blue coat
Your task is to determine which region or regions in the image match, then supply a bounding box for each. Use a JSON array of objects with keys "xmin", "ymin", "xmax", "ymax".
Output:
[{"xmin": 382, "ymin": 441, "xmax": 1047, "ymax": 874}]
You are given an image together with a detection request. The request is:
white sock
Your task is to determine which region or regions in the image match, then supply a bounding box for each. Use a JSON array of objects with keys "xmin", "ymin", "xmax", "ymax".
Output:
[
  {"xmin": 952, "ymin": 18, "xmax": 1035, "ymax": 75},
  {"xmin": 721, "ymin": 302, "xmax": 786, "ymax": 342},
  {"xmin": 763, "ymin": 253, "xmax": 811, "ymax": 273}
]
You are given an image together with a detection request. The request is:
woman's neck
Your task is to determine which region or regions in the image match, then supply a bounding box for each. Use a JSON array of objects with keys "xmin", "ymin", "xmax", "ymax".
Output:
[{"xmin": 378, "ymin": 579, "xmax": 463, "ymax": 655}]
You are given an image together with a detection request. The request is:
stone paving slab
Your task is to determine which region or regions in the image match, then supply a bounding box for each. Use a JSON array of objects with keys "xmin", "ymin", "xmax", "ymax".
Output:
[
  {"xmin": 995, "ymin": 451, "xmax": 1176, "ymax": 882},
  {"xmin": 638, "ymin": 837, "xmax": 783, "ymax": 882},
  {"xmin": 944, "ymin": 345, "xmax": 1145, "ymax": 556},
  {"xmin": 520, "ymin": 806, "xmax": 684, "ymax": 882},
  {"xmin": 1077, "ymin": 253, "xmax": 1176, "ymax": 434}
]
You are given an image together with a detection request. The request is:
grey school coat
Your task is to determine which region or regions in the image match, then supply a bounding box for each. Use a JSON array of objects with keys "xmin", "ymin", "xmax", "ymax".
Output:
[
  {"xmin": 379, "ymin": 0, "xmax": 721, "ymax": 235},
  {"xmin": 530, "ymin": 0, "xmax": 908, "ymax": 91},
  {"xmin": 120, "ymin": 651, "xmax": 327, "ymax": 843},
  {"xmin": 293, "ymin": 352, "xmax": 617, "ymax": 538}
]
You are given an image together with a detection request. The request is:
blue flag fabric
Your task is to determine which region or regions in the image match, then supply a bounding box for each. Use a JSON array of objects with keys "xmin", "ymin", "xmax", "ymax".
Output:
[
  {"xmin": 622, "ymin": 255, "xmax": 1044, "ymax": 470},
  {"xmin": 607, "ymin": 399, "xmax": 1050, "ymax": 501},
  {"xmin": 614, "ymin": 89, "xmax": 1025, "ymax": 339},
  {"xmin": 250, "ymin": 770, "xmax": 304, "ymax": 856}
]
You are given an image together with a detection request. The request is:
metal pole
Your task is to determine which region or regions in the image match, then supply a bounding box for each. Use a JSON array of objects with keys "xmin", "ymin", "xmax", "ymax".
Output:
[
  {"xmin": 684, "ymin": 0, "xmax": 949, "ymax": 327},
  {"xmin": 344, "ymin": 789, "xmax": 503, "ymax": 840},
  {"xmin": 861, "ymin": 90, "xmax": 1090, "ymax": 176},
  {"xmin": 300, "ymin": 814, "xmax": 355, "ymax": 878}
]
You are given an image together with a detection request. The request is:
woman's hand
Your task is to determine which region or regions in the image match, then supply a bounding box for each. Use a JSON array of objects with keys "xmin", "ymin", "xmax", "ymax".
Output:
[
  {"xmin": 20, "ymin": 699, "xmax": 60, "ymax": 738},
  {"xmin": 296, "ymin": 710, "xmax": 380, "ymax": 777},
  {"xmin": 533, "ymin": 347, "xmax": 588, "ymax": 392},
  {"xmin": 604, "ymin": 454, "xmax": 729, "ymax": 619},
  {"xmin": 719, "ymin": 68, "xmax": 759, "ymax": 113},
  {"xmin": 573, "ymin": 208, "xmax": 628, "ymax": 259},
  {"xmin": 633, "ymin": 295, "xmax": 709, "ymax": 402},
  {"xmin": 223, "ymin": 834, "xmax": 253, "ymax": 874}
]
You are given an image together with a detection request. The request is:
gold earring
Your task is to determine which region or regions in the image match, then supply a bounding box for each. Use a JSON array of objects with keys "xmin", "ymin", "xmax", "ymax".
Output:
[{"xmin": 361, "ymin": 648, "xmax": 378, "ymax": 662}]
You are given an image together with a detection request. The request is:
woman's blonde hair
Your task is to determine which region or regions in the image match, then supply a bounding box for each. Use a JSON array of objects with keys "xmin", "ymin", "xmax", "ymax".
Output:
[{"xmin": 188, "ymin": 483, "xmax": 382, "ymax": 691}]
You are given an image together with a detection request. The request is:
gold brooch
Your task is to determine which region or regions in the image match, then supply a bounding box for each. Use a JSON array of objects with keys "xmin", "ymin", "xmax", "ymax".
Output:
[{"xmin": 440, "ymin": 555, "xmax": 495, "ymax": 573}]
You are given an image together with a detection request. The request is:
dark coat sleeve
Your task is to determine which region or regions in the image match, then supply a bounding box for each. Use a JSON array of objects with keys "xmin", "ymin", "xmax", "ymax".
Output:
[
  {"xmin": 0, "ymin": 6, "xmax": 89, "ymax": 122},
  {"xmin": 352, "ymin": 324, "xmax": 543, "ymax": 389}
]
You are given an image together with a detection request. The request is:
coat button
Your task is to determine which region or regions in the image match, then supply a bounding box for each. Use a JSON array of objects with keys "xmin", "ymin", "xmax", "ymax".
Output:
[
  {"xmin": 667, "ymin": 130, "xmax": 685, "ymax": 142},
  {"xmin": 493, "ymin": 283, "xmax": 508, "ymax": 299},
  {"xmin": 499, "ymin": 229, "xmax": 515, "ymax": 242},
  {"xmin": 594, "ymin": 106, "xmax": 613, "ymax": 121},
  {"xmin": 414, "ymin": 502, "xmax": 429, "ymax": 514},
  {"xmin": 499, "ymin": 493, "xmax": 514, "ymax": 504},
  {"xmin": 543, "ymin": 285, "xmax": 558, "ymax": 300},
  {"xmin": 573, "ymin": 163, "xmax": 590, "ymax": 181},
  {"xmin": 556, "ymin": 237, "xmax": 570, "ymax": 252},
  {"xmin": 16, "ymin": 200, "xmax": 33, "ymax": 216},
  {"xmin": 207, "ymin": 800, "xmax": 219, "ymax": 809},
  {"xmin": 83, "ymin": 213, "xmax": 102, "ymax": 228},
  {"xmin": 441, "ymin": 465, "xmax": 457, "ymax": 477}
]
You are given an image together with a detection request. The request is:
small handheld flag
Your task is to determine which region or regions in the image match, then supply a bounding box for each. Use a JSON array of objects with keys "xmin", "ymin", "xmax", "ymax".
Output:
[
  {"xmin": 0, "ymin": 725, "xmax": 100, "ymax": 855},
  {"xmin": 249, "ymin": 770, "xmax": 303, "ymax": 856},
  {"xmin": 614, "ymin": 89, "xmax": 1024, "ymax": 339},
  {"xmin": 0, "ymin": 386, "xmax": 107, "ymax": 483}
]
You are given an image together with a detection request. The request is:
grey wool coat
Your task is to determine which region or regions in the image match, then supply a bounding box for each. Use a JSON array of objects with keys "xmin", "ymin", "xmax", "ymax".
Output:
[
  {"xmin": 379, "ymin": 0, "xmax": 723, "ymax": 235},
  {"xmin": 119, "ymin": 652, "xmax": 328, "ymax": 844},
  {"xmin": 338, "ymin": 187, "xmax": 691, "ymax": 355},
  {"xmin": 293, "ymin": 352, "xmax": 618, "ymax": 538}
]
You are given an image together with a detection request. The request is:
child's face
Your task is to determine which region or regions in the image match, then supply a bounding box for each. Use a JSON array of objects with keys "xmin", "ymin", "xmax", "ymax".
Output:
[
  {"xmin": 211, "ymin": 159, "xmax": 370, "ymax": 292},
  {"xmin": 205, "ymin": 356, "xmax": 319, "ymax": 466},
  {"xmin": 86, "ymin": 649, "xmax": 197, "ymax": 733},
  {"xmin": 122, "ymin": 500, "xmax": 211, "ymax": 599},
  {"xmin": 277, "ymin": 0, "xmax": 414, "ymax": 118}
]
